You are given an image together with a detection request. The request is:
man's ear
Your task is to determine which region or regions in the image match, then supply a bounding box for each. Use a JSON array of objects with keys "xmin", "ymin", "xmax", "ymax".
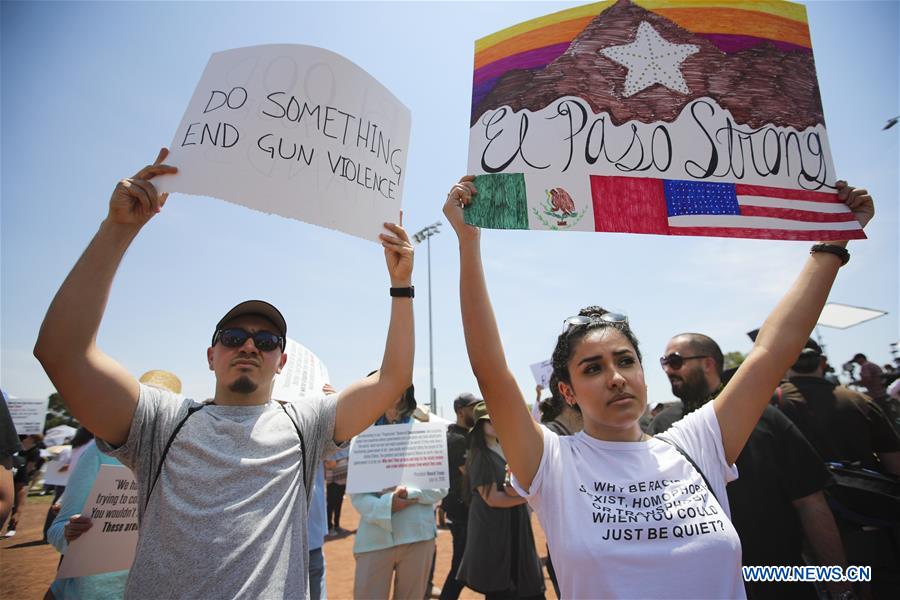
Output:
[
  {"xmin": 276, "ymin": 352, "xmax": 288, "ymax": 374},
  {"xmin": 207, "ymin": 347, "xmax": 215, "ymax": 371}
]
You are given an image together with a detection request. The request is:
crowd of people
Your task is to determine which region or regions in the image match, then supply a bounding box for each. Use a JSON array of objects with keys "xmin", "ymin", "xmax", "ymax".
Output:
[{"xmin": 0, "ymin": 152, "xmax": 897, "ymax": 600}]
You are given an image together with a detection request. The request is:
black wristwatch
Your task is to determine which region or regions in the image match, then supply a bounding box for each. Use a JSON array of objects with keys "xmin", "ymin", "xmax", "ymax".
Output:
[
  {"xmin": 810, "ymin": 243, "xmax": 850, "ymax": 265},
  {"xmin": 390, "ymin": 286, "xmax": 415, "ymax": 298}
]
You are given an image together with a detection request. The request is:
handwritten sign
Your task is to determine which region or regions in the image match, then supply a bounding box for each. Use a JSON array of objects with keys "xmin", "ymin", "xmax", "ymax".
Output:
[
  {"xmin": 157, "ymin": 44, "xmax": 411, "ymax": 242},
  {"xmin": 466, "ymin": 0, "xmax": 863, "ymax": 241},
  {"xmin": 346, "ymin": 422, "xmax": 449, "ymax": 494},
  {"xmin": 7, "ymin": 397, "xmax": 49, "ymax": 435},
  {"xmin": 56, "ymin": 465, "xmax": 138, "ymax": 579},
  {"xmin": 272, "ymin": 338, "xmax": 331, "ymax": 403}
]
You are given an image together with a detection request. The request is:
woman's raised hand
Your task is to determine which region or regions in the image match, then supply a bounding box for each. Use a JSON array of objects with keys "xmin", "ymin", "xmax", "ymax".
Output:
[
  {"xmin": 443, "ymin": 175, "xmax": 481, "ymax": 243},
  {"xmin": 836, "ymin": 180, "xmax": 874, "ymax": 230}
]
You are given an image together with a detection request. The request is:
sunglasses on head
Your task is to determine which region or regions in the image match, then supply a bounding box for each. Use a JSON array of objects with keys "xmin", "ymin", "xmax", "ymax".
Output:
[
  {"xmin": 213, "ymin": 328, "xmax": 284, "ymax": 352},
  {"xmin": 659, "ymin": 352, "xmax": 708, "ymax": 370},
  {"xmin": 562, "ymin": 312, "xmax": 628, "ymax": 332}
]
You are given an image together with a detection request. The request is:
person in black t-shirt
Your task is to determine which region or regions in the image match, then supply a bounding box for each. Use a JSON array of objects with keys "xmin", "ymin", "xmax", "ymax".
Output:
[
  {"xmin": 0, "ymin": 392, "xmax": 21, "ymax": 527},
  {"xmin": 4, "ymin": 433, "xmax": 45, "ymax": 538},
  {"xmin": 778, "ymin": 340, "xmax": 900, "ymax": 476},
  {"xmin": 439, "ymin": 393, "xmax": 479, "ymax": 600},
  {"xmin": 655, "ymin": 333, "xmax": 852, "ymax": 600}
]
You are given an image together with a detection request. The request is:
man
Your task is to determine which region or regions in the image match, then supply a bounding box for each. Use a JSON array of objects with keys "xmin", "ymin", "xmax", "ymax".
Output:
[
  {"xmin": 853, "ymin": 353, "xmax": 887, "ymax": 401},
  {"xmin": 654, "ymin": 333, "xmax": 851, "ymax": 600},
  {"xmin": 784, "ymin": 343, "xmax": 900, "ymax": 598},
  {"xmin": 851, "ymin": 352, "xmax": 900, "ymax": 431},
  {"xmin": 33, "ymin": 148, "xmax": 415, "ymax": 599},
  {"xmin": 780, "ymin": 342, "xmax": 900, "ymax": 475},
  {"xmin": 439, "ymin": 393, "xmax": 479, "ymax": 600}
]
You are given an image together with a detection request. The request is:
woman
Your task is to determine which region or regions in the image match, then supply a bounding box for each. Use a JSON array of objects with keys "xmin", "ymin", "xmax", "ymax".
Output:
[
  {"xmin": 351, "ymin": 383, "xmax": 448, "ymax": 599},
  {"xmin": 443, "ymin": 175, "xmax": 873, "ymax": 598},
  {"xmin": 46, "ymin": 370, "xmax": 182, "ymax": 600},
  {"xmin": 42, "ymin": 427, "xmax": 95, "ymax": 541},
  {"xmin": 456, "ymin": 401, "xmax": 545, "ymax": 599}
]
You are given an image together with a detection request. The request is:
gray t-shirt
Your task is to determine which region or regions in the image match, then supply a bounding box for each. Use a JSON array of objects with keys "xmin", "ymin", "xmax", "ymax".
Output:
[{"xmin": 98, "ymin": 383, "xmax": 340, "ymax": 599}]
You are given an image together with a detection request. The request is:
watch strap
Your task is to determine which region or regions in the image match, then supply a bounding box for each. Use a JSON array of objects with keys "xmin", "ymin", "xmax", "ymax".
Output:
[
  {"xmin": 810, "ymin": 243, "xmax": 850, "ymax": 265},
  {"xmin": 390, "ymin": 286, "xmax": 415, "ymax": 298}
]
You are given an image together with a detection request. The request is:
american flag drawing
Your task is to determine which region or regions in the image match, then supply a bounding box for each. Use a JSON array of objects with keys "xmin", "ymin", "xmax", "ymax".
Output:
[{"xmin": 590, "ymin": 176, "xmax": 865, "ymax": 241}]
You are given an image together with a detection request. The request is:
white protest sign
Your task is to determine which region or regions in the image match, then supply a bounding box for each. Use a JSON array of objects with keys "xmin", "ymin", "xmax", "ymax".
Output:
[
  {"xmin": 43, "ymin": 450, "xmax": 72, "ymax": 487},
  {"xmin": 817, "ymin": 303, "xmax": 887, "ymax": 329},
  {"xmin": 56, "ymin": 465, "xmax": 138, "ymax": 579},
  {"xmin": 272, "ymin": 338, "xmax": 331, "ymax": 403},
  {"xmin": 346, "ymin": 421, "xmax": 449, "ymax": 494},
  {"xmin": 158, "ymin": 44, "xmax": 411, "ymax": 242},
  {"xmin": 7, "ymin": 397, "xmax": 49, "ymax": 435},
  {"xmin": 530, "ymin": 359, "xmax": 553, "ymax": 388}
]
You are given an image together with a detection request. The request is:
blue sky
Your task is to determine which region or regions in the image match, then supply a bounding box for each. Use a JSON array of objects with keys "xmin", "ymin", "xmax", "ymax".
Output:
[{"xmin": 2, "ymin": 1, "xmax": 897, "ymax": 416}]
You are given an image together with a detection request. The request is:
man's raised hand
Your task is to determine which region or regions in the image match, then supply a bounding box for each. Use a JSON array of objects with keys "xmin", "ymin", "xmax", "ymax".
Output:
[
  {"xmin": 380, "ymin": 222, "xmax": 414, "ymax": 286},
  {"xmin": 107, "ymin": 148, "xmax": 177, "ymax": 227}
]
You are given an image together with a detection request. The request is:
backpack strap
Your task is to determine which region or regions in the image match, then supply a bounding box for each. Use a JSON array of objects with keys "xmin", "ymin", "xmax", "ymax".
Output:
[
  {"xmin": 146, "ymin": 403, "xmax": 206, "ymax": 511},
  {"xmin": 279, "ymin": 403, "xmax": 309, "ymax": 502},
  {"xmin": 658, "ymin": 436, "xmax": 719, "ymax": 504},
  {"xmin": 144, "ymin": 402, "xmax": 309, "ymax": 512}
]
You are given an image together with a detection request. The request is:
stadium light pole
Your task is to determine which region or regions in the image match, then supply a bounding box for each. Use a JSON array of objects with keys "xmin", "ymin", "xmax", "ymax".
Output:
[{"xmin": 412, "ymin": 222, "xmax": 441, "ymax": 414}]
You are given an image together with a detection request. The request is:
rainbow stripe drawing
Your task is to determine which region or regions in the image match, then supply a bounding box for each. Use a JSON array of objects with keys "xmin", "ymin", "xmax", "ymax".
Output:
[{"xmin": 465, "ymin": 0, "xmax": 864, "ymax": 241}]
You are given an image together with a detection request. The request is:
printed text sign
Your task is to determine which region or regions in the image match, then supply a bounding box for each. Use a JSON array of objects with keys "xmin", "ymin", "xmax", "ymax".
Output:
[
  {"xmin": 56, "ymin": 465, "xmax": 138, "ymax": 580},
  {"xmin": 347, "ymin": 422, "xmax": 449, "ymax": 493}
]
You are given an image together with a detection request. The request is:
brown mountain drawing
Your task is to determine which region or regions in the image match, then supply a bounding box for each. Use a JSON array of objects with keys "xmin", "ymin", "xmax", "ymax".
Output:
[{"xmin": 472, "ymin": 0, "xmax": 824, "ymax": 130}]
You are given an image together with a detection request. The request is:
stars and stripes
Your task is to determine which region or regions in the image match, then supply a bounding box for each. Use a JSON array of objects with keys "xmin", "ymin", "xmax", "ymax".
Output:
[{"xmin": 590, "ymin": 176, "xmax": 865, "ymax": 241}]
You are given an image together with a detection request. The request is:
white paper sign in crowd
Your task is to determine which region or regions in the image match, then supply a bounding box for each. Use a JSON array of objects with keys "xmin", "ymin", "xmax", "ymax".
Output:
[
  {"xmin": 529, "ymin": 359, "xmax": 553, "ymax": 388},
  {"xmin": 346, "ymin": 421, "xmax": 450, "ymax": 494},
  {"xmin": 271, "ymin": 338, "xmax": 331, "ymax": 404},
  {"xmin": 157, "ymin": 44, "xmax": 411, "ymax": 242},
  {"xmin": 43, "ymin": 452, "xmax": 72, "ymax": 487},
  {"xmin": 6, "ymin": 396, "xmax": 49, "ymax": 435},
  {"xmin": 56, "ymin": 465, "xmax": 138, "ymax": 580}
]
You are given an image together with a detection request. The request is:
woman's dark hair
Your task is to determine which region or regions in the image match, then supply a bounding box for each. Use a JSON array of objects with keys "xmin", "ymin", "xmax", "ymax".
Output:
[
  {"xmin": 551, "ymin": 305, "xmax": 643, "ymax": 388},
  {"xmin": 70, "ymin": 427, "xmax": 94, "ymax": 449},
  {"xmin": 462, "ymin": 419, "xmax": 495, "ymax": 506},
  {"xmin": 396, "ymin": 384, "xmax": 417, "ymax": 421},
  {"xmin": 368, "ymin": 369, "xmax": 417, "ymax": 422}
]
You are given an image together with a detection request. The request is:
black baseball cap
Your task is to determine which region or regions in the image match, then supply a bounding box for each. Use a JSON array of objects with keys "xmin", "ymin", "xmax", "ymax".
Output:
[
  {"xmin": 213, "ymin": 300, "xmax": 287, "ymax": 347},
  {"xmin": 453, "ymin": 392, "xmax": 481, "ymax": 411}
]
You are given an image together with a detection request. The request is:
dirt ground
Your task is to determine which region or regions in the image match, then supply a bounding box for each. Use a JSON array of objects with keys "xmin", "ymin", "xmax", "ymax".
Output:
[{"xmin": 1, "ymin": 493, "xmax": 558, "ymax": 599}]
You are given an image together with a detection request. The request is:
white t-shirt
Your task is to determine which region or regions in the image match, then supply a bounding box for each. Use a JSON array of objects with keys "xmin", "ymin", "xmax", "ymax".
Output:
[{"xmin": 511, "ymin": 402, "xmax": 745, "ymax": 599}]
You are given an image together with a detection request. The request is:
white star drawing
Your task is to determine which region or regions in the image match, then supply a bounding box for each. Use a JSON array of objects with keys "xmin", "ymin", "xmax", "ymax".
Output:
[{"xmin": 601, "ymin": 21, "xmax": 699, "ymax": 97}]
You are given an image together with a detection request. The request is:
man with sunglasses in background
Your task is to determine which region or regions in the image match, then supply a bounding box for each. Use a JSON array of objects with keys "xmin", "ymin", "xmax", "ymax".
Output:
[
  {"xmin": 32, "ymin": 148, "xmax": 416, "ymax": 599},
  {"xmin": 653, "ymin": 334, "xmax": 853, "ymax": 600}
]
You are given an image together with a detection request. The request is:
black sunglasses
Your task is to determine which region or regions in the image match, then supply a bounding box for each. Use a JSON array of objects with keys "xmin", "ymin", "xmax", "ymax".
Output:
[
  {"xmin": 562, "ymin": 313, "xmax": 628, "ymax": 332},
  {"xmin": 659, "ymin": 352, "xmax": 708, "ymax": 370},
  {"xmin": 213, "ymin": 328, "xmax": 285, "ymax": 352}
]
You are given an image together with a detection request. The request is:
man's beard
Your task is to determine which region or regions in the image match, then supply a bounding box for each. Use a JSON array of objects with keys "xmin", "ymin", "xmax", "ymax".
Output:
[
  {"xmin": 463, "ymin": 414, "xmax": 475, "ymax": 428},
  {"xmin": 669, "ymin": 368, "xmax": 711, "ymax": 413},
  {"xmin": 229, "ymin": 375, "xmax": 259, "ymax": 394}
]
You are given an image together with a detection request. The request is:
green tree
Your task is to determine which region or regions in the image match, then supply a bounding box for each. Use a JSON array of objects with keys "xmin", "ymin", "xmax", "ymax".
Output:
[
  {"xmin": 44, "ymin": 392, "xmax": 79, "ymax": 430},
  {"xmin": 724, "ymin": 351, "xmax": 747, "ymax": 371}
]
